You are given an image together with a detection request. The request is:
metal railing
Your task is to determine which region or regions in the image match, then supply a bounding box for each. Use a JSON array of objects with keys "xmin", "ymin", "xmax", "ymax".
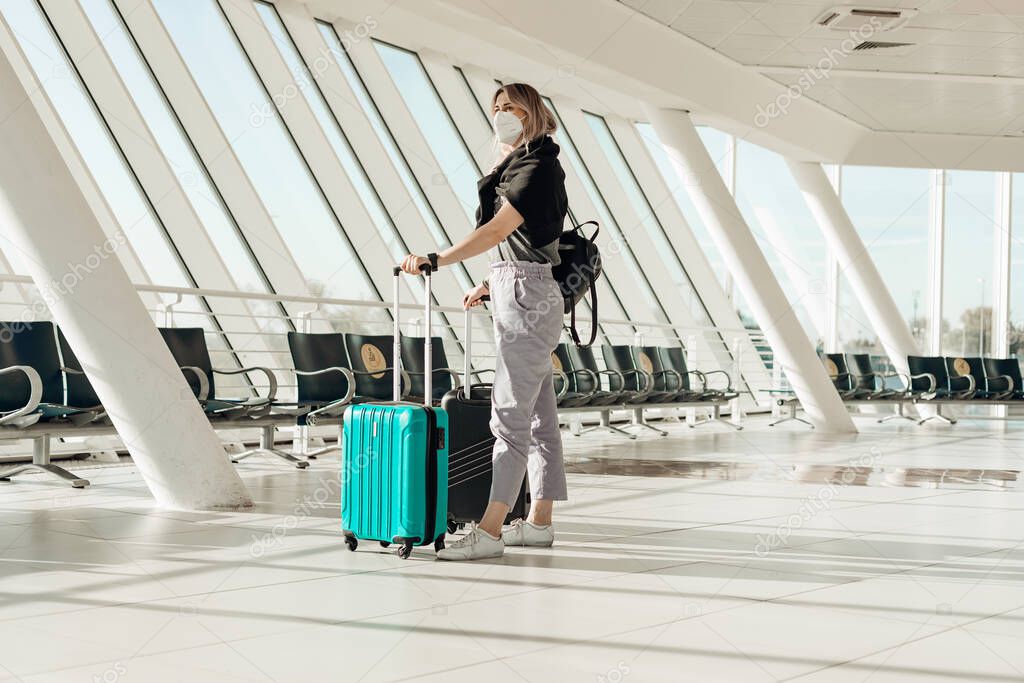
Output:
[{"xmin": 0, "ymin": 274, "xmax": 777, "ymax": 408}]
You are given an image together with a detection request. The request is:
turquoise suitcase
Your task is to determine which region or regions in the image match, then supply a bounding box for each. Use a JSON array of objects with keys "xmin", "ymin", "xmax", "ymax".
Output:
[{"xmin": 341, "ymin": 266, "xmax": 448, "ymax": 559}]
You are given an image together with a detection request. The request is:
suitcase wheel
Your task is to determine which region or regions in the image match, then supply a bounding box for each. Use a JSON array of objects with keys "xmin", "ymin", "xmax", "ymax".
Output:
[
  {"xmin": 434, "ymin": 534, "xmax": 446, "ymax": 553},
  {"xmin": 379, "ymin": 541, "xmax": 391, "ymax": 548},
  {"xmin": 343, "ymin": 533, "xmax": 358, "ymax": 552},
  {"xmin": 397, "ymin": 539, "xmax": 414, "ymax": 560}
]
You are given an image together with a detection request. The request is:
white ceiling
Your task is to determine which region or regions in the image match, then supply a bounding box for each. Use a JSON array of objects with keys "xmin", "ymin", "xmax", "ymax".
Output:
[{"xmin": 619, "ymin": 0, "xmax": 1024, "ymax": 135}]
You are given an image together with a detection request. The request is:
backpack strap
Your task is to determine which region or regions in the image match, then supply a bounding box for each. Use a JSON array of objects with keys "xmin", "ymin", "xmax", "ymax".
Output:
[{"xmin": 569, "ymin": 274, "xmax": 598, "ymax": 347}]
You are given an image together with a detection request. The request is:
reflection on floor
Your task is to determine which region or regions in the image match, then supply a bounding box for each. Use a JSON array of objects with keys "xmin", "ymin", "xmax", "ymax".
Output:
[
  {"xmin": 1, "ymin": 415, "xmax": 1023, "ymax": 681},
  {"xmin": 565, "ymin": 458, "xmax": 1022, "ymax": 490}
]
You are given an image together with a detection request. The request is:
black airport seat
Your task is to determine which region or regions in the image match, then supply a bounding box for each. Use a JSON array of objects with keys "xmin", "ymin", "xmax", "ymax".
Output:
[
  {"xmin": 343, "ymin": 333, "xmax": 411, "ymax": 401},
  {"xmin": 637, "ymin": 346, "xmax": 693, "ymax": 402},
  {"xmin": 554, "ymin": 344, "xmax": 618, "ymax": 406},
  {"xmin": 159, "ymin": 327, "xmax": 277, "ymax": 418},
  {"xmin": 822, "ymin": 353, "xmax": 866, "ymax": 400},
  {"xmin": 660, "ymin": 347, "xmax": 737, "ymax": 401},
  {"xmin": 0, "ymin": 321, "xmax": 104, "ymax": 426},
  {"xmin": 400, "ymin": 335, "xmax": 460, "ymax": 404},
  {"xmin": 907, "ymin": 355, "xmax": 974, "ymax": 400},
  {"xmin": 949, "ymin": 357, "xmax": 1012, "ymax": 400},
  {"xmin": 56, "ymin": 328, "xmax": 104, "ymax": 415},
  {"xmin": 846, "ymin": 354, "xmax": 907, "ymax": 399},
  {"xmin": 982, "ymin": 357, "xmax": 1023, "ymax": 399},
  {"xmin": 601, "ymin": 345, "xmax": 659, "ymax": 403},
  {"xmin": 285, "ymin": 331, "xmax": 362, "ymax": 425}
]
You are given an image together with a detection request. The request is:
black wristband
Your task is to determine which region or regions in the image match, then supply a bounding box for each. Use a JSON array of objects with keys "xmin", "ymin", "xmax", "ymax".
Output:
[{"xmin": 427, "ymin": 252, "xmax": 439, "ymax": 271}]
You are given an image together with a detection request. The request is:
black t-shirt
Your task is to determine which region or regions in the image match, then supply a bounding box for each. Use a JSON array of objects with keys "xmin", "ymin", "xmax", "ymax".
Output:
[{"xmin": 475, "ymin": 135, "xmax": 568, "ymax": 266}]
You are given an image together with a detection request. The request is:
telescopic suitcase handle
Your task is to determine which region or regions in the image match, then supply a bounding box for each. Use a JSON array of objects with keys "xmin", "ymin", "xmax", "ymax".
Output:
[{"xmin": 392, "ymin": 264, "xmax": 434, "ymax": 406}]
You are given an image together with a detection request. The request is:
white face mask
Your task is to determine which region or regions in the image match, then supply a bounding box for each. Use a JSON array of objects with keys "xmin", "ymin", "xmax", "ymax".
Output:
[{"xmin": 493, "ymin": 110, "xmax": 524, "ymax": 146}]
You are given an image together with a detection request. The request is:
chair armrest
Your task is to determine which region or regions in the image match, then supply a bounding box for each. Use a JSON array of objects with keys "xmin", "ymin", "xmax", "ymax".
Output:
[
  {"xmin": 0, "ymin": 365, "xmax": 42, "ymax": 425},
  {"xmin": 61, "ymin": 366, "xmax": 86, "ymax": 376},
  {"xmin": 619, "ymin": 368, "xmax": 653, "ymax": 393},
  {"xmin": 404, "ymin": 367, "xmax": 462, "ymax": 390},
  {"xmin": 213, "ymin": 365, "xmax": 278, "ymax": 401},
  {"xmin": 909, "ymin": 372, "xmax": 936, "ymax": 393},
  {"xmin": 652, "ymin": 369, "xmax": 683, "ymax": 391},
  {"xmin": 295, "ymin": 366, "xmax": 356, "ymax": 405},
  {"xmin": 876, "ymin": 371, "xmax": 910, "ymax": 392},
  {"xmin": 552, "ymin": 369, "xmax": 569, "ymax": 399},
  {"xmin": 951, "ymin": 373, "xmax": 975, "ymax": 393},
  {"xmin": 596, "ymin": 368, "xmax": 626, "ymax": 392},
  {"xmin": 687, "ymin": 370, "xmax": 707, "ymax": 391},
  {"xmin": 701, "ymin": 369, "xmax": 733, "ymax": 391},
  {"xmin": 180, "ymin": 366, "xmax": 210, "ymax": 401}
]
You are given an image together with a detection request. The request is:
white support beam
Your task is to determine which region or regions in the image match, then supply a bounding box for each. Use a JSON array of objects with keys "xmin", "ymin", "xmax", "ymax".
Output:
[
  {"xmin": 648, "ymin": 107, "xmax": 855, "ymax": 433},
  {"xmin": 928, "ymin": 170, "xmax": 946, "ymax": 355},
  {"xmin": 607, "ymin": 115, "xmax": 772, "ymax": 392},
  {"xmin": 555, "ymin": 104, "xmax": 695, "ymax": 343},
  {"xmin": 786, "ymin": 160, "xmax": 920, "ymax": 377},
  {"xmin": 0, "ymin": 20, "xmax": 251, "ymax": 509},
  {"xmin": 993, "ymin": 173, "xmax": 1012, "ymax": 358}
]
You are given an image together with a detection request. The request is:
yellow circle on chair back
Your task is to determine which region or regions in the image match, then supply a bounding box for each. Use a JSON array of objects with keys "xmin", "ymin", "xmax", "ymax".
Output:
[
  {"xmin": 638, "ymin": 351, "xmax": 654, "ymax": 374},
  {"xmin": 361, "ymin": 344, "xmax": 388, "ymax": 379},
  {"xmin": 824, "ymin": 358, "xmax": 839, "ymax": 378},
  {"xmin": 551, "ymin": 353, "xmax": 563, "ymax": 372},
  {"xmin": 952, "ymin": 357, "xmax": 970, "ymax": 377}
]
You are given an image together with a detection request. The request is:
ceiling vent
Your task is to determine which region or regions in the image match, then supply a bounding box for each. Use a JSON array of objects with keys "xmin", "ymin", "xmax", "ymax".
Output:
[
  {"xmin": 853, "ymin": 40, "xmax": 915, "ymax": 52},
  {"xmin": 817, "ymin": 6, "xmax": 918, "ymax": 31}
]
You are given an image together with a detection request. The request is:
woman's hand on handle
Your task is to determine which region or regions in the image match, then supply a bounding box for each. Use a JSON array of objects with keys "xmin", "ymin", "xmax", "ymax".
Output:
[
  {"xmin": 399, "ymin": 254, "xmax": 430, "ymax": 275},
  {"xmin": 463, "ymin": 284, "xmax": 489, "ymax": 310}
]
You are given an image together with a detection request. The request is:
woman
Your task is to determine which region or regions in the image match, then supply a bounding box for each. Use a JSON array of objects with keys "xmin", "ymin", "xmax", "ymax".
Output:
[{"xmin": 399, "ymin": 83, "xmax": 568, "ymax": 561}]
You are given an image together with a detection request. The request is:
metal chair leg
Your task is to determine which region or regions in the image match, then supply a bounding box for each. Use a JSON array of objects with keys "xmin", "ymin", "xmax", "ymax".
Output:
[
  {"xmin": 620, "ymin": 407, "xmax": 668, "ymax": 436},
  {"xmin": 232, "ymin": 426, "xmax": 310, "ymax": 469},
  {"xmin": 579, "ymin": 410, "xmax": 637, "ymax": 440},
  {"xmin": 767, "ymin": 400, "xmax": 813, "ymax": 429},
  {"xmin": 918, "ymin": 407, "xmax": 956, "ymax": 426},
  {"xmin": 878, "ymin": 402, "xmax": 916, "ymax": 423},
  {"xmin": 0, "ymin": 437, "xmax": 89, "ymax": 488},
  {"xmin": 693, "ymin": 405, "xmax": 746, "ymax": 430}
]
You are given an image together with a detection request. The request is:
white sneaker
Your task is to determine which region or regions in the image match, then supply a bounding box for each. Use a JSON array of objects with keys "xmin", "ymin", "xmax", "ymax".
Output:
[
  {"xmin": 436, "ymin": 524, "xmax": 504, "ymax": 561},
  {"xmin": 502, "ymin": 519, "xmax": 554, "ymax": 547}
]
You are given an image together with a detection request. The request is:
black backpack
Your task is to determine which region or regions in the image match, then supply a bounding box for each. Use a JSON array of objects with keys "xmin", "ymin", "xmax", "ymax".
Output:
[{"xmin": 551, "ymin": 220, "xmax": 601, "ymax": 347}]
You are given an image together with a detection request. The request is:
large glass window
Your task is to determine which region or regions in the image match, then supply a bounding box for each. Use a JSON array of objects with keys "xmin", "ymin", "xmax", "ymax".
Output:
[
  {"xmin": 1, "ymin": 0, "xmax": 254, "ymax": 390},
  {"xmin": 634, "ymin": 122, "xmax": 729, "ymax": 293},
  {"xmin": 736, "ymin": 140, "xmax": 827, "ymax": 346},
  {"xmin": 585, "ymin": 112, "xmax": 712, "ymax": 327},
  {"xmin": 374, "ymin": 41, "xmax": 481, "ymax": 223},
  {"xmin": 317, "ymin": 22, "xmax": 474, "ymax": 292},
  {"xmin": 1010, "ymin": 175, "xmax": 1024, "ymax": 359},
  {"xmin": 152, "ymin": 0, "xmax": 379, "ymax": 326},
  {"xmin": 839, "ymin": 166, "xmax": 931, "ymax": 353},
  {"xmin": 2, "ymin": 0, "xmax": 189, "ymax": 288},
  {"xmin": 545, "ymin": 99, "xmax": 656, "ymax": 327},
  {"xmin": 943, "ymin": 170, "xmax": 998, "ymax": 356}
]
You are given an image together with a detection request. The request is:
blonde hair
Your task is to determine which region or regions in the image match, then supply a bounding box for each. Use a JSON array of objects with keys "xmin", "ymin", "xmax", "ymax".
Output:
[{"xmin": 491, "ymin": 83, "xmax": 557, "ymax": 147}]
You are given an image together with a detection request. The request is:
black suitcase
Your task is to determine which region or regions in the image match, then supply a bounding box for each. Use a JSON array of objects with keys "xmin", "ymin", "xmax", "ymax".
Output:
[{"xmin": 443, "ymin": 308, "xmax": 529, "ymax": 533}]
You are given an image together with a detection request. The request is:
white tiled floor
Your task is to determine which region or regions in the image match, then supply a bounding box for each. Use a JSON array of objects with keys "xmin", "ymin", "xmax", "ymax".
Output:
[{"xmin": 1, "ymin": 415, "xmax": 1024, "ymax": 681}]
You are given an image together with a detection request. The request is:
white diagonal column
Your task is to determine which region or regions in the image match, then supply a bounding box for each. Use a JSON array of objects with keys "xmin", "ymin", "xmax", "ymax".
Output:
[
  {"xmin": 646, "ymin": 107, "xmax": 855, "ymax": 432},
  {"xmin": 786, "ymin": 160, "xmax": 919, "ymax": 376},
  {"xmin": 0, "ymin": 23, "xmax": 251, "ymax": 510}
]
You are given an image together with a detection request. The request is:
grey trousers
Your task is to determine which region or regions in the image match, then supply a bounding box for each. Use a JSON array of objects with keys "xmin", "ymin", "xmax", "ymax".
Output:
[{"xmin": 488, "ymin": 261, "xmax": 568, "ymax": 508}]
